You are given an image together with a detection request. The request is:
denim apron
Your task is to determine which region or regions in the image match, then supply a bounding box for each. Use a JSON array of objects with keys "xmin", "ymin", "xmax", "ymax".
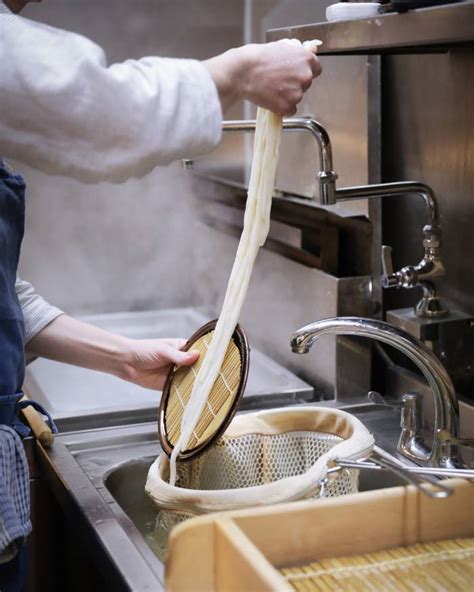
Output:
[
  {"xmin": 0, "ymin": 160, "xmax": 58, "ymax": 429},
  {"xmin": 0, "ymin": 159, "xmax": 54, "ymax": 592},
  {"xmin": 0, "ymin": 158, "xmax": 27, "ymax": 590},
  {"xmin": 0, "ymin": 159, "xmax": 28, "ymax": 591},
  {"xmin": 0, "ymin": 159, "xmax": 26, "ymax": 408}
]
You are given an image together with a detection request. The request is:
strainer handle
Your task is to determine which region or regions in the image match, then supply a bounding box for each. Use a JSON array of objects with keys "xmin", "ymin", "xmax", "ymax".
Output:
[{"xmin": 333, "ymin": 453, "xmax": 454, "ymax": 499}]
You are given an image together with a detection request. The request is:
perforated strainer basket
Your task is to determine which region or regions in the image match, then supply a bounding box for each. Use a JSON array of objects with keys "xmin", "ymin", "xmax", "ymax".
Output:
[{"xmin": 145, "ymin": 406, "xmax": 374, "ymax": 559}]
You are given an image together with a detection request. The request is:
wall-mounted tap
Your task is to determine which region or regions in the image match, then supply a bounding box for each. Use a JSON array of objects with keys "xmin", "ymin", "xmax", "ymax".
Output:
[
  {"xmin": 336, "ymin": 182, "xmax": 447, "ymax": 318},
  {"xmin": 222, "ymin": 117, "xmax": 338, "ymax": 205},
  {"xmin": 290, "ymin": 317, "xmax": 466, "ymax": 469},
  {"xmin": 221, "ymin": 119, "xmax": 445, "ymax": 318}
]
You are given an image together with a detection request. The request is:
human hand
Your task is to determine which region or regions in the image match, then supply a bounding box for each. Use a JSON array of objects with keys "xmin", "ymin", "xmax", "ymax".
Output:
[
  {"xmin": 26, "ymin": 314, "xmax": 200, "ymax": 392},
  {"xmin": 204, "ymin": 40, "xmax": 322, "ymax": 115},
  {"xmin": 120, "ymin": 338, "xmax": 199, "ymax": 391}
]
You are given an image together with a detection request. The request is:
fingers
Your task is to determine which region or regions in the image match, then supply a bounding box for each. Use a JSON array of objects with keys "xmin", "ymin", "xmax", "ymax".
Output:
[
  {"xmin": 213, "ymin": 39, "xmax": 323, "ymax": 115},
  {"xmin": 310, "ymin": 55, "xmax": 322, "ymax": 78},
  {"xmin": 303, "ymin": 39, "xmax": 323, "ymax": 54},
  {"xmin": 156, "ymin": 338, "xmax": 200, "ymax": 364},
  {"xmin": 302, "ymin": 44, "xmax": 323, "ymax": 82},
  {"xmin": 160, "ymin": 338, "xmax": 188, "ymax": 350},
  {"xmin": 182, "ymin": 349, "xmax": 200, "ymax": 365},
  {"xmin": 159, "ymin": 342, "xmax": 200, "ymax": 366},
  {"xmin": 271, "ymin": 43, "xmax": 321, "ymax": 115},
  {"xmin": 283, "ymin": 103, "xmax": 298, "ymax": 117}
]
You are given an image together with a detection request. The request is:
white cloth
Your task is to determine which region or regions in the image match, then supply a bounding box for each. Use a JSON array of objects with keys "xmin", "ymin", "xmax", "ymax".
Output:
[
  {"xmin": 15, "ymin": 278, "xmax": 63, "ymax": 344},
  {"xmin": 0, "ymin": 2, "xmax": 222, "ymax": 183}
]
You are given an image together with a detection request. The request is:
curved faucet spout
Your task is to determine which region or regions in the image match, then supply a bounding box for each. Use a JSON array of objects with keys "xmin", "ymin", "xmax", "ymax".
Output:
[
  {"xmin": 291, "ymin": 317, "xmax": 461, "ymax": 468},
  {"xmin": 222, "ymin": 117, "xmax": 338, "ymax": 205},
  {"xmin": 335, "ymin": 182, "xmax": 438, "ymax": 229}
]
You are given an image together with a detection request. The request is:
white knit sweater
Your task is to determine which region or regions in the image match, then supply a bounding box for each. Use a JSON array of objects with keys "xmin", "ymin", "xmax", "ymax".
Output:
[{"xmin": 1, "ymin": 2, "xmax": 223, "ymax": 341}]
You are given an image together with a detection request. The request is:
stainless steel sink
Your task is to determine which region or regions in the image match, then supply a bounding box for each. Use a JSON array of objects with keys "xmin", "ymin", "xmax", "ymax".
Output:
[
  {"xmin": 357, "ymin": 466, "xmax": 406, "ymax": 491},
  {"xmin": 103, "ymin": 451, "xmax": 406, "ymax": 561},
  {"xmin": 40, "ymin": 404, "xmax": 412, "ymax": 591},
  {"xmin": 104, "ymin": 458, "xmax": 158, "ymax": 551},
  {"xmin": 79, "ymin": 407, "xmax": 408, "ymax": 551},
  {"xmin": 103, "ymin": 453, "xmax": 407, "ymax": 538}
]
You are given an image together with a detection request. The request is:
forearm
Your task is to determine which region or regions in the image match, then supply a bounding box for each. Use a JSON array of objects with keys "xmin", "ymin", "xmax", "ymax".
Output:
[
  {"xmin": 26, "ymin": 315, "xmax": 199, "ymax": 391},
  {"xmin": 26, "ymin": 315, "xmax": 130, "ymax": 380}
]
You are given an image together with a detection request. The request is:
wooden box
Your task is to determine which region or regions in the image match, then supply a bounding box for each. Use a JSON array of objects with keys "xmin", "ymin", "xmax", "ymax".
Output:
[{"xmin": 166, "ymin": 479, "xmax": 473, "ymax": 591}]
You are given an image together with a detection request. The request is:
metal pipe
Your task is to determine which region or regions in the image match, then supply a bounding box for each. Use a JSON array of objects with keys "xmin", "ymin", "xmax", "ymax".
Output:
[
  {"xmin": 336, "ymin": 182, "xmax": 445, "ymax": 317},
  {"xmin": 223, "ymin": 118, "xmax": 338, "ymax": 205},
  {"xmin": 223, "ymin": 122, "xmax": 444, "ymax": 316},
  {"xmin": 335, "ymin": 181, "xmax": 438, "ymax": 228},
  {"xmin": 291, "ymin": 317, "xmax": 461, "ymax": 468},
  {"xmin": 335, "ymin": 459, "xmax": 474, "ymax": 479}
]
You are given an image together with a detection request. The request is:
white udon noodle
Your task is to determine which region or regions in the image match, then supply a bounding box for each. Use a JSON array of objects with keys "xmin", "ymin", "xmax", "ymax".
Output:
[
  {"xmin": 168, "ymin": 108, "xmax": 282, "ymax": 485},
  {"xmin": 169, "ymin": 39, "xmax": 321, "ymax": 486}
]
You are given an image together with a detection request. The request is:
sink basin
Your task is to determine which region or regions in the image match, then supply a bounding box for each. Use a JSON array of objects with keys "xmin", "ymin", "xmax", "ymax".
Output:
[
  {"xmin": 43, "ymin": 404, "xmax": 414, "ymax": 591},
  {"xmin": 104, "ymin": 453, "xmax": 407, "ymax": 561},
  {"xmin": 357, "ymin": 467, "xmax": 406, "ymax": 491},
  {"xmin": 104, "ymin": 458, "xmax": 158, "ymax": 549}
]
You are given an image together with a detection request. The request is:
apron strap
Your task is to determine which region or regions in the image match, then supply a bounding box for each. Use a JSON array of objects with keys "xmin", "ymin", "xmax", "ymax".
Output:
[
  {"xmin": 17, "ymin": 399, "xmax": 58, "ymax": 434},
  {"xmin": 0, "ymin": 393, "xmax": 57, "ymax": 438}
]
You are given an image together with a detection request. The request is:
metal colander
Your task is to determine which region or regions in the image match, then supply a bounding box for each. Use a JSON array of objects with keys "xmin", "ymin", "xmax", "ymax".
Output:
[
  {"xmin": 145, "ymin": 406, "xmax": 374, "ymax": 560},
  {"xmin": 174, "ymin": 431, "xmax": 358, "ymax": 493}
]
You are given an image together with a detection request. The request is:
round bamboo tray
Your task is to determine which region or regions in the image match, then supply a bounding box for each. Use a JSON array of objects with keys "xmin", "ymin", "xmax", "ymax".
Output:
[{"xmin": 159, "ymin": 320, "xmax": 249, "ymax": 461}]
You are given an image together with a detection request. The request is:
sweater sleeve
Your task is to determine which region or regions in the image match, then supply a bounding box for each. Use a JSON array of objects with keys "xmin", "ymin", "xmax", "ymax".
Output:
[
  {"xmin": 0, "ymin": 10, "xmax": 222, "ymax": 183},
  {"xmin": 16, "ymin": 277, "xmax": 64, "ymax": 344}
]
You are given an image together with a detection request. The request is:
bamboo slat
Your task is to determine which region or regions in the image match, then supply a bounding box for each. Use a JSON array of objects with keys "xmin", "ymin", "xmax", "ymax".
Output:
[
  {"xmin": 280, "ymin": 538, "xmax": 474, "ymax": 592},
  {"xmin": 165, "ymin": 331, "xmax": 241, "ymax": 450}
]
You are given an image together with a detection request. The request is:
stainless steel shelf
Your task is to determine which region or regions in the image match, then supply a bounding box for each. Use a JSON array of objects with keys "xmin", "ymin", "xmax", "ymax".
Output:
[{"xmin": 267, "ymin": 2, "xmax": 474, "ymax": 54}]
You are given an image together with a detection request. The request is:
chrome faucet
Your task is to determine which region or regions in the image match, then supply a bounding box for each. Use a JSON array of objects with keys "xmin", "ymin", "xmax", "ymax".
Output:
[
  {"xmin": 222, "ymin": 117, "xmax": 338, "ymax": 206},
  {"xmin": 336, "ymin": 182, "xmax": 447, "ymax": 318},
  {"xmin": 291, "ymin": 317, "xmax": 464, "ymax": 469},
  {"xmin": 220, "ymin": 119, "xmax": 446, "ymax": 318}
]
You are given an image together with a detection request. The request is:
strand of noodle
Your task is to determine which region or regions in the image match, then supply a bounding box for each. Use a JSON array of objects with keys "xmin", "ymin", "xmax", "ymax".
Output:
[{"xmin": 169, "ymin": 108, "xmax": 282, "ymax": 485}]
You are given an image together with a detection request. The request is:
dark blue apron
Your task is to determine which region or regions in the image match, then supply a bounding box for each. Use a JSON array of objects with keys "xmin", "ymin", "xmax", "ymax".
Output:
[
  {"xmin": 0, "ymin": 159, "xmax": 25, "ymax": 401},
  {"xmin": 0, "ymin": 159, "xmax": 55, "ymax": 592},
  {"xmin": 0, "ymin": 158, "xmax": 28, "ymax": 592},
  {"xmin": 0, "ymin": 159, "xmax": 27, "ymax": 591}
]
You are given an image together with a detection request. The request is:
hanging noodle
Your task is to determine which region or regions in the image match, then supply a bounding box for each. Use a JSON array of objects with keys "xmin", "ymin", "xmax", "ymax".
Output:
[{"xmin": 169, "ymin": 39, "xmax": 320, "ymax": 485}]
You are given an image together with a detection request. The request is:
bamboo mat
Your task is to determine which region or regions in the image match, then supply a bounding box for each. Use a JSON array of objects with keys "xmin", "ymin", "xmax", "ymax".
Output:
[
  {"xmin": 280, "ymin": 538, "xmax": 474, "ymax": 592},
  {"xmin": 166, "ymin": 332, "xmax": 241, "ymax": 450}
]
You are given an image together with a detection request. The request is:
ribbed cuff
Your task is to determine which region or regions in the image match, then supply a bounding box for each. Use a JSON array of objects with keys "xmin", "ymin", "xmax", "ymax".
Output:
[{"xmin": 24, "ymin": 308, "xmax": 64, "ymax": 344}]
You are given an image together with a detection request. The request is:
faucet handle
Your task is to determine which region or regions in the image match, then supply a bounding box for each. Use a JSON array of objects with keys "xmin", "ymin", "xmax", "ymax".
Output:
[
  {"xmin": 400, "ymin": 392, "xmax": 423, "ymax": 432},
  {"xmin": 397, "ymin": 392, "xmax": 430, "ymax": 462},
  {"xmin": 381, "ymin": 245, "xmax": 400, "ymax": 288},
  {"xmin": 368, "ymin": 391, "xmax": 431, "ymax": 462}
]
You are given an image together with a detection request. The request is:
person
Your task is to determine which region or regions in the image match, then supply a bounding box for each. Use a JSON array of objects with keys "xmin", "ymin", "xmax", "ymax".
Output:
[{"xmin": 0, "ymin": 1, "xmax": 322, "ymax": 589}]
